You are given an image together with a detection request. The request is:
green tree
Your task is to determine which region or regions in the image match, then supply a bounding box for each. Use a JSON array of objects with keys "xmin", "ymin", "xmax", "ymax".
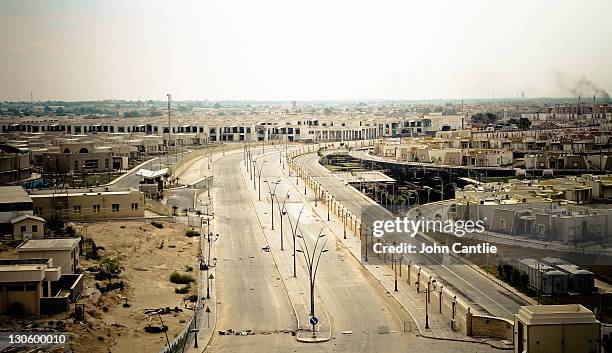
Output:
[
  {"xmin": 472, "ymin": 112, "xmax": 498, "ymax": 125},
  {"xmin": 518, "ymin": 117, "xmax": 532, "ymax": 129}
]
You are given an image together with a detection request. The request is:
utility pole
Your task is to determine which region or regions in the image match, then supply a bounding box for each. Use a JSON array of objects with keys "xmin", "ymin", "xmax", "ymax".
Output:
[{"xmin": 167, "ymin": 93, "xmax": 172, "ymax": 167}]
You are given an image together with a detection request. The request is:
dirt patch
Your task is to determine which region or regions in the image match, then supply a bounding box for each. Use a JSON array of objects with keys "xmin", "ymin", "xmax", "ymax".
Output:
[{"xmin": 49, "ymin": 220, "xmax": 200, "ymax": 353}]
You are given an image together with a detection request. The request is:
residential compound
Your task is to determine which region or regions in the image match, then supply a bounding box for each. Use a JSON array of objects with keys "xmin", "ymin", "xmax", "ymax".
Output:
[
  {"xmin": 372, "ymin": 125, "xmax": 612, "ymax": 171},
  {"xmin": 452, "ymin": 175, "xmax": 612, "ymax": 243},
  {"xmin": 0, "ymin": 109, "xmax": 475, "ymax": 145}
]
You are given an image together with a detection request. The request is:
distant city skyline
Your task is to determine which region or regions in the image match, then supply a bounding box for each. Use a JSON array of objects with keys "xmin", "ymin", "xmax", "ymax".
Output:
[{"xmin": 1, "ymin": 0, "xmax": 611, "ymax": 101}]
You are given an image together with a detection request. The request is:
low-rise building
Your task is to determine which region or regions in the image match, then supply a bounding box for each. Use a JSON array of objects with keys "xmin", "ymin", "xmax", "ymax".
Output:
[
  {"xmin": 453, "ymin": 176, "xmax": 612, "ymax": 243},
  {"xmin": 10, "ymin": 214, "xmax": 45, "ymax": 240},
  {"xmin": 30, "ymin": 187, "xmax": 145, "ymax": 221},
  {"xmin": 0, "ymin": 258, "xmax": 83, "ymax": 317},
  {"xmin": 0, "ymin": 186, "xmax": 34, "ymax": 237},
  {"xmin": 136, "ymin": 168, "xmax": 169, "ymax": 199},
  {"xmin": 515, "ymin": 258, "xmax": 569, "ymax": 295},
  {"xmin": 514, "ymin": 304, "xmax": 600, "ymax": 353},
  {"xmin": 541, "ymin": 257, "xmax": 595, "ymax": 294},
  {"xmin": 17, "ymin": 238, "xmax": 80, "ymax": 274},
  {"xmin": 0, "ymin": 144, "xmax": 32, "ymax": 184}
]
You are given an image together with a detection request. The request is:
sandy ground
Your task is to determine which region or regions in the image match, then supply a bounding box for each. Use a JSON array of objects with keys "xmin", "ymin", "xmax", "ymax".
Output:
[{"xmin": 59, "ymin": 220, "xmax": 200, "ymax": 353}]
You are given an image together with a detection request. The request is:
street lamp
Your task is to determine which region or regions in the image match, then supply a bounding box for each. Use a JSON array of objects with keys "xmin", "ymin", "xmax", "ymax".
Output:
[
  {"xmin": 392, "ymin": 242, "xmax": 399, "ymax": 292},
  {"xmin": 295, "ymin": 227, "xmax": 329, "ymax": 332},
  {"xmin": 341, "ymin": 208, "xmax": 347, "ymax": 239},
  {"xmin": 256, "ymin": 160, "xmax": 268, "ymax": 201},
  {"xmin": 264, "ymin": 178, "xmax": 281, "ymax": 231},
  {"xmin": 285, "ymin": 204, "xmax": 305, "ymax": 277},
  {"xmin": 207, "ymin": 273, "xmax": 215, "ymax": 300},
  {"xmin": 275, "ymin": 191, "xmax": 290, "ymax": 251},
  {"xmin": 424, "ymin": 185, "xmax": 432, "ymax": 204},
  {"xmin": 416, "ymin": 277, "xmax": 437, "ymax": 329},
  {"xmin": 362, "ymin": 226, "xmax": 371, "ymax": 262}
]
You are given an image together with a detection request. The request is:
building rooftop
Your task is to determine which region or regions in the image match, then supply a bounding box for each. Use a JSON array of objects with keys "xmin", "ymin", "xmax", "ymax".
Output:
[
  {"xmin": 10, "ymin": 214, "xmax": 46, "ymax": 224},
  {"xmin": 0, "ymin": 186, "xmax": 32, "ymax": 204},
  {"xmin": 17, "ymin": 238, "xmax": 80, "ymax": 251},
  {"xmin": 28, "ymin": 187, "xmax": 138, "ymax": 198},
  {"xmin": 135, "ymin": 168, "xmax": 169, "ymax": 179},
  {"xmin": 519, "ymin": 258, "xmax": 553, "ymax": 271},
  {"xmin": 516, "ymin": 304, "xmax": 599, "ymax": 325}
]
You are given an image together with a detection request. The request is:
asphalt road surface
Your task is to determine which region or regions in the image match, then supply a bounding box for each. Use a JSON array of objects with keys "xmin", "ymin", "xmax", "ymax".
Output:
[{"xmin": 178, "ymin": 147, "xmax": 503, "ymax": 353}]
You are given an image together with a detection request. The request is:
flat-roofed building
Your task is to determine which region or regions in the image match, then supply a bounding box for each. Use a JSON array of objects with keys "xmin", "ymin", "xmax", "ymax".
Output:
[
  {"xmin": 17, "ymin": 238, "xmax": 80, "ymax": 274},
  {"xmin": 0, "ymin": 258, "xmax": 60, "ymax": 316},
  {"xmin": 515, "ymin": 258, "xmax": 569, "ymax": 295},
  {"xmin": 514, "ymin": 304, "xmax": 600, "ymax": 353},
  {"xmin": 30, "ymin": 187, "xmax": 145, "ymax": 220},
  {"xmin": 0, "ymin": 258, "xmax": 83, "ymax": 317}
]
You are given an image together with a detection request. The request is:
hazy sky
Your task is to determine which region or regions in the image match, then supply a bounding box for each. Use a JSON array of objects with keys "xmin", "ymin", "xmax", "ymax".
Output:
[{"xmin": 1, "ymin": 0, "xmax": 611, "ymax": 101}]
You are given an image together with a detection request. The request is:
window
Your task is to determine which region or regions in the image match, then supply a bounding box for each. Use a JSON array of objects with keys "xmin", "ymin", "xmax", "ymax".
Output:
[
  {"xmin": 84, "ymin": 159, "xmax": 99, "ymax": 169},
  {"xmin": 131, "ymin": 203, "xmax": 138, "ymax": 210},
  {"xmin": 74, "ymin": 205, "xmax": 81, "ymax": 213},
  {"xmin": 112, "ymin": 204, "xmax": 120, "ymax": 212},
  {"xmin": 32, "ymin": 225, "xmax": 38, "ymax": 233},
  {"xmin": 34, "ymin": 207, "xmax": 43, "ymax": 215},
  {"xmin": 20, "ymin": 225, "xmax": 26, "ymax": 233},
  {"xmin": 499, "ymin": 219, "xmax": 507, "ymax": 229},
  {"xmin": 93, "ymin": 204, "xmax": 100, "ymax": 212}
]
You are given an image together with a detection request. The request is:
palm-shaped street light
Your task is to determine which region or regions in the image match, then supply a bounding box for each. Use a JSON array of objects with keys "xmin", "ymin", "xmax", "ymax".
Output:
[
  {"xmin": 267, "ymin": 183, "xmax": 290, "ymax": 251},
  {"xmin": 264, "ymin": 178, "xmax": 281, "ymax": 231},
  {"xmin": 295, "ymin": 227, "xmax": 329, "ymax": 323},
  {"xmin": 285, "ymin": 204, "xmax": 305, "ymax": 277},
  {"xmin": 254, "ymin": 160, "xmax": 268, "ymax": 201}
]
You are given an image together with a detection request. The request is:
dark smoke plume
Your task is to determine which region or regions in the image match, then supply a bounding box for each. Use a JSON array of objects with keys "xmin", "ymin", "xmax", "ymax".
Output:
[{"xmin": 555, "ymin": 71, "xmax": 609, "ymax": 100}]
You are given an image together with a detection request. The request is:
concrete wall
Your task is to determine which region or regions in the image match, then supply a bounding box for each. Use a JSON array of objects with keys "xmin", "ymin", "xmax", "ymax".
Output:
[
  {"xmin": 18, "ymin": 249, "xmax": 76, "ymax": 274},
  {"xmin": 471, "ymin": 315, "xmax": 513, "ymax": 340},
  {"xmin": 0, "ymin": 282, "xmax": 41, "ymax": 316}
]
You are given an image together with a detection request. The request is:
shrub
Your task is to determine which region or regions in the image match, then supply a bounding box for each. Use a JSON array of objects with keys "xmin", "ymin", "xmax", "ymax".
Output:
[
  {"xmin": 175, "ymin": 285, "xmax": 190, "ymax": 294},
  {"xmin": 169, "ymin": 272, "xmax": 195, "ymax": 284},
  {"xmin": 185, "ymin": 294, "xmax": 198, "ymax": 303},
  {"xmin": 185, "ymin": 229, "xmax": 200, "ymax": 238},
  {"xmin": 65, "ymin": 225, "xmax": 76, "ymax": 237},
  {"xmin": 151, "ymin": 221, "xmax": 164, "ymax": 229},
  {"xmin": 98, "ymin": 257, "xmax": 121, "ymax": 279}
]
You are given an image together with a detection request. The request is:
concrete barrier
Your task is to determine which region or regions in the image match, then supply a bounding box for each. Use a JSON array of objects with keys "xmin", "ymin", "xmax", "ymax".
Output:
[{"xmin": 470, "ymin": 315, "xmax": 514, "ymax": 341}]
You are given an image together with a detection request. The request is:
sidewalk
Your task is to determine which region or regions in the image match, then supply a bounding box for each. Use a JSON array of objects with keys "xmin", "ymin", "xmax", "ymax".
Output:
[
  {"xmin": 239, "ymin": 149, "xmax": 332, "ymax": 343},
  {"xmin": 172, "ymin": 152, "xmax": 227, "ymax": 353},
  {"xmin": 284, "ymin": 156, "xmax": 513, "ymax": 350}
]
